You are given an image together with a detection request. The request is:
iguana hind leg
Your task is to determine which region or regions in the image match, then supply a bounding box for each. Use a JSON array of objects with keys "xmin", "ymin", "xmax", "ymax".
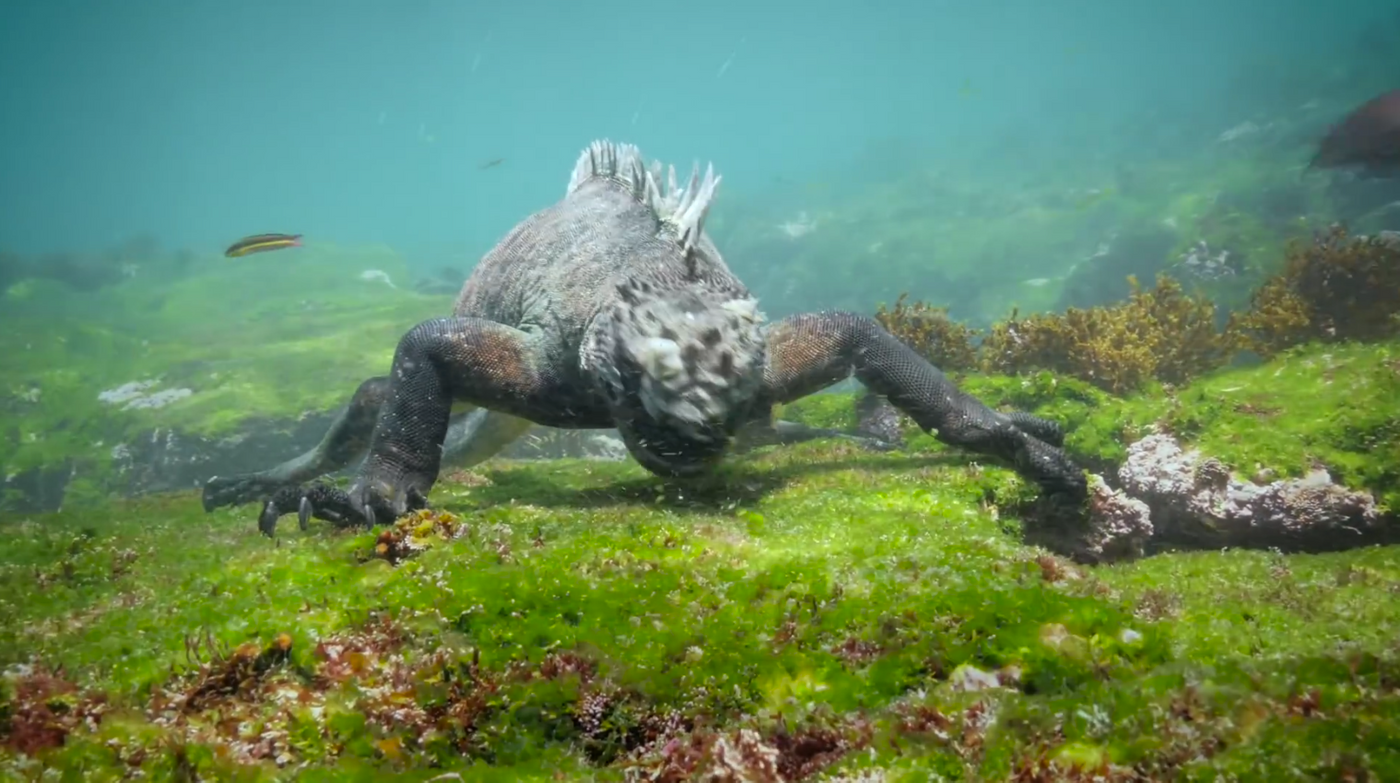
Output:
[
  {"xmin": 761, "ymin": 312, "xmax": 1086, "ymax": 498},
  {"xmin": 204, "ymin": 395, "xmax": 530, "ymax": 516},
  {"xmin": 253, "ymin": 316, "xmax": 561, "ymax": 536},
  {"xmin": 201, "ymin": 375, "xmax": 393, "ymax": 512},
  {"xmin": 733, "ymin": 418, "xmax": 900, "ymax": 454},
  {"xmin": 441, "ymin": 408, "xmax": 535, "ymax": 468}
]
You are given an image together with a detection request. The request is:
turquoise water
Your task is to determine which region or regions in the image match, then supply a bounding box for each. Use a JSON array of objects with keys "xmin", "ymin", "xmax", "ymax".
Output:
[
  {"xmin": 1, "ymin": 1, "xmax": 1395, "ymax": 316},
  {"xmin": 2, "ymin": 5, "xmax": 1400, "ymax": 778}
]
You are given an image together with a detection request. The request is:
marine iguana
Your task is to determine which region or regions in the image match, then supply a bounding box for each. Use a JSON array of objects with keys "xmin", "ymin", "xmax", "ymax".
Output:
[{"xmin": 202, "ymin": 140, "xmax": 1087, "ymax": 535}]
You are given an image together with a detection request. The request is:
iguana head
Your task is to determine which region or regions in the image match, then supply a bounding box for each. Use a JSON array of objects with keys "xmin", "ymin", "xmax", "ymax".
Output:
[{"xmin": 586, "ymin": 279, "xmax": 767, "ymax": 477}]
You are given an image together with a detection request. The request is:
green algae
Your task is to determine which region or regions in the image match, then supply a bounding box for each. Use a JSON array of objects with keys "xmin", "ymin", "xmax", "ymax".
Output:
[
  {"xmin": 2, "ymin": 108, "xmax": 1396, "ymax": 778},
  {"xmin": 1, "ymin": 246, "xmax": 449, "ymax": 505},
  {"xmin": 781, "ymin": 340, "xmax": 1400, "ymax": 511},
  {"xmin": 2, "ymin": 426, "xmax": 1398, "ymax": 779},
  {"xmin": 4, "ymin": 245, "xmax": 1400, "ymax": 777},
  {"xmin": 2, "ymin": 237, "xmax": 1400, "ymax": 778}
]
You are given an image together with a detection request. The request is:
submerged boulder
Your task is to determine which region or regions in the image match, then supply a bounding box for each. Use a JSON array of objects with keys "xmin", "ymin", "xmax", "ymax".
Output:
[
  {"xmin": 1057, "ymin": 226, "xmax": 1178, "ymax": 311},
  {"xmin": 1116, "ymin": 431, "xmax": 1386, "ymax": 551},
  {"xmin": 2, "ymin": 411, "xmax": 629, "ymax": 514},
  {"xmin": 1023, "ymin": 474, "xmax": 1154, "ymax": 564}
]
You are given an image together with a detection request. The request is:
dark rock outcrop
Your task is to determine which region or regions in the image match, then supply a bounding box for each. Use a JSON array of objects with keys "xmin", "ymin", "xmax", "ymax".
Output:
[
  {"xmin": 1057, "ymin": 226, "xmax": 1178, "ymax": 310},
  {"xmin": 1, "ymin": 411, "xmax": 629, "ymax": 514},
  {"xmin": 110, "ymin": 413, "xmax": 342, "ymax": 498},
  {"xmin": 1, "ymin": 461, "xmax": 74, "ymax": 514}
]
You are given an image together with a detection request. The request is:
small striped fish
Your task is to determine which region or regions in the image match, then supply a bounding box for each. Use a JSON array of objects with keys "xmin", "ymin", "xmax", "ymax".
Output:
[{"xmin": 224, "ymin": 233, "xmax": 303, "ymax": 258}]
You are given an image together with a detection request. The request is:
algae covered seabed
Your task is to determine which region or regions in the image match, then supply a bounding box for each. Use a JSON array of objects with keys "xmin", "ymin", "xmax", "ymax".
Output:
[{"xmin": 2, "ymin": 243, "xmax": 1400, "ymax": 780}]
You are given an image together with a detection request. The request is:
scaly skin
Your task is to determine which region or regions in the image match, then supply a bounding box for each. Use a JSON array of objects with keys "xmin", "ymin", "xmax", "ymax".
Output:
[{"xmin": 203, "ymin": 140, "xmax": 1086, "ymax": 535}]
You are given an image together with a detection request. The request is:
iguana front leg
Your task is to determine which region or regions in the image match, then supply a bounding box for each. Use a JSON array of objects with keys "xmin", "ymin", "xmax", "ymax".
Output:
[
  {"xmin": 253, "ymin": 317, "xmax": 557, "ymax": 536},
  {"xmin": 761, "ymin": 312, "xmax": 1087, "ymax": 498}
]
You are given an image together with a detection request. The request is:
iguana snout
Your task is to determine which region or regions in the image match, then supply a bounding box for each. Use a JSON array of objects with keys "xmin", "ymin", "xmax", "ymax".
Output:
[{"xmin": 589, "ymin": 279, "xmax": 767, "ymax": 476}]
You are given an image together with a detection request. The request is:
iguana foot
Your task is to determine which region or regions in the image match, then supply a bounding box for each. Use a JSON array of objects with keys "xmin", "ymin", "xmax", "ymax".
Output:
[
  {"xmin": 256, "ymin": 482, "xmax": 359, "ymax": 536},
  {"xmin": 1014, "ymin": 435, "xmax": 1088, "ymax": 499},
  {"xmin": 253, "ymin": 472, "xmax": 431, "ymax": 537},
  {"xmin": 1004, "ymin": 411, "xmax": 1065, "ymax": 449},
  {"xmin": 203, "ymin": 473, "xmax": 290, "ymax": 512}
]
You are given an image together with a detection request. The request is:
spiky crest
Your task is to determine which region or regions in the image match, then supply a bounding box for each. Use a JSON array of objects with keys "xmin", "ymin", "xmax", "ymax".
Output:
[
  {"xmin": 566, "ymin": 140, "xmax": 659, "ymax": 204},
  {"xmin": 565, "ymin": 139, "xmax": 722, "ymax": 255}
]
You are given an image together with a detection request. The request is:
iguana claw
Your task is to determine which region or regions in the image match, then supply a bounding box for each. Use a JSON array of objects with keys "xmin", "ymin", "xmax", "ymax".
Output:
[
  {"xmin": 350, "ymin": 478, "xmax": 430, "ymax": 525},
  {"xmin": 298, "ymin": 496, "xmax": 314, "ymax": 531},
  {"xmin": 204, "ymin": 473, "xmax": 287, "ymax": 512},
  {"xmin": 258, "ymin": 500, "xmax": 280, "ymax": 538},
  {"xmin": 254, "ymin": 481, "xmax": 365, "ymax": 537},
  {"xmin": 251, "ymin": 475, "xmax": 432, "ymax": 537}
]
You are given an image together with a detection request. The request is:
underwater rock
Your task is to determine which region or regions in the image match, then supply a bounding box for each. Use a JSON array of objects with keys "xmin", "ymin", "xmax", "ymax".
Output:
[
  {"xmin": 125, "ymin": 388, "xmax": 193, "ymax": 410},
  {"xmin": 109, "ymin": 415, "xmax": 342, "ymax": 499},
  {"xmin": 412, "ymin": 265, "xmax": 468, "ymax": 295},
  {"xmin": 0, "ymin": 414, "xmax": 631, "ymax": 513},
  {"xmin": 1057, "ymin": 225, "xmax": 1178, "ymax": 310},
  {"xmin": 1024, "ymin": 475, "xmax": 1153, "ymax": 564},
  {"xmin": 98, "ymin": 380, "xmax": 194, "ymax": 411},
  {"xmin": 358, "ymin": 269, "xmax": 396, "ymax": 289},
  {"xmin": 2, "ymin": 460, "xmax": 73, "ymax": 513},
  {"xmin": 97, "ymin": 380, "xmax": 158, "ymax": 405},
  {"xmin": 1117, "ymin": 431, "xmax": 1387, "ymax": 551},
  {"xmin": 1171, "ymin": 238, "xmax": 1240, "ymax": 282},
  {"xmin": 946, "ymin": 663, "xmax": 1019, "ymax": 693},
  {"xmin": 1083, "ymin": 476, "xmax": 1156, "ymax": 560},
  {"xmin": 7, "ymin": 417, "xmax": 624, "ymax": 513},
  {"xmin": 1371, "ymin": 230, "xmax": 1400, "ymax": 249},
  {"xmin": 853, "ymin": 392, "xmax": 904, "ymax": 446}
]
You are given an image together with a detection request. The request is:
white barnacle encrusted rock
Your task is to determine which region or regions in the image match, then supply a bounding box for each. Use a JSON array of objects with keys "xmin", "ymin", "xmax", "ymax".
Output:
[
  {"xmin": 98, "ymin": 380, "xmax": 158, "ymax": 405},
  {"xmin": 98, "ymin": 379, "xmax": 193, "ymax": 411},
  {"xmin": 1083, "ymin": 474, "xmax": 1155, "ymax": 560},
  {"xmin": 1117, "ymin": 431, "xmax": 1383, "ymax": 549}
]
